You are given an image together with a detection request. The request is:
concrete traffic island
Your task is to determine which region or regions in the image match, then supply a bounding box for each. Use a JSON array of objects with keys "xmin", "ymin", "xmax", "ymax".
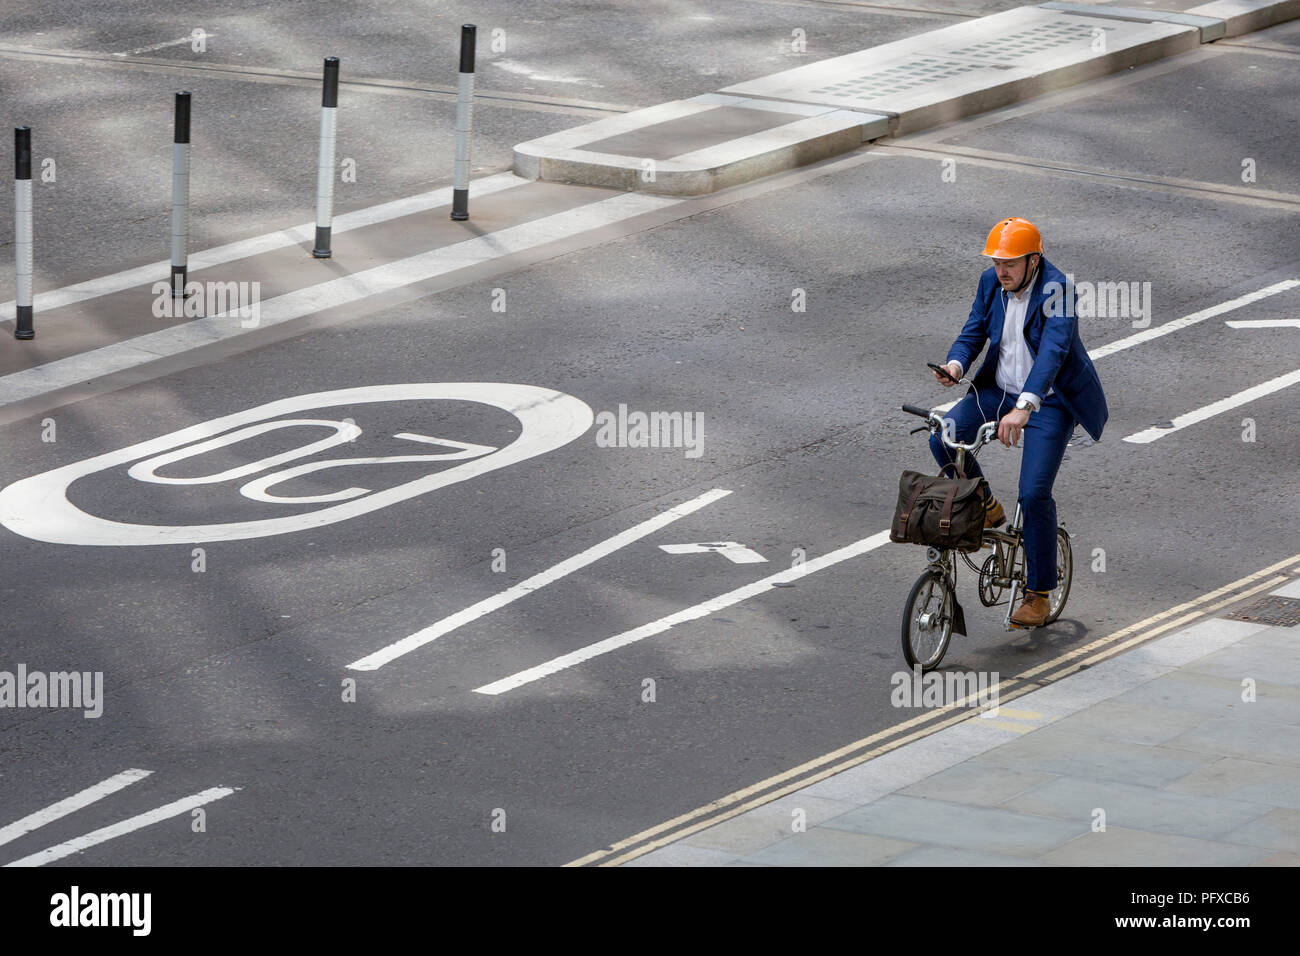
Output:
[{"xmin": 512, "ymin": 0, "xmax": 1300, "ymax": 196}]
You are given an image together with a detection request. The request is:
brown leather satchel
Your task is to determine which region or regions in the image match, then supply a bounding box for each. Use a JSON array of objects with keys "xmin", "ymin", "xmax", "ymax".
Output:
[{"xmin": 889, "ymin": 469, "xmax": 989, "ymax": 552}]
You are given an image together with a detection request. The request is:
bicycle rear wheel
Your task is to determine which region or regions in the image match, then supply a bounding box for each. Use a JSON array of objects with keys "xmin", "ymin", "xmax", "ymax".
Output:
[
  {"xmin": 902, "ymin": 568, "xmax": 954, "ymax": 671},
  {"xmin": 1044, "ymin": 528, "xmax": 1073, "ymax": 624}
]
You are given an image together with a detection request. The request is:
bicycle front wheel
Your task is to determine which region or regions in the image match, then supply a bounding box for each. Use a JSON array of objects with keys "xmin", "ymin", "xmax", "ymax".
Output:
[
  {"xmin": 902, "ymin": 569, "xmax": 954, "ymax": 671},
  {"xmin": 1044, "ymin": 528, "xmax": 1073, "ymax": 624}
]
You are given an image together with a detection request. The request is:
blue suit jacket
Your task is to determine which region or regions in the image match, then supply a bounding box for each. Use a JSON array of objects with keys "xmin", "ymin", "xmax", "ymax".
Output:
[{"xmin": 946, "ymin": 258, "xmax": 1109, "ymax": 442}]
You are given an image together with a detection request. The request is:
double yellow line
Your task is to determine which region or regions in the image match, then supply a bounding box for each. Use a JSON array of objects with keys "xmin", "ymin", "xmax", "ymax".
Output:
[{"xmin": 567, "ymin": 552, "xmax": 1300, "ymax": 866}]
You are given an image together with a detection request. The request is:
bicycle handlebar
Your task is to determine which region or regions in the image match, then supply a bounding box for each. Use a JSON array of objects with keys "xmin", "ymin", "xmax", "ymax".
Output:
[{"xmin": 900, "ymin": 403, "xmax": 1000, "ymax": 453}]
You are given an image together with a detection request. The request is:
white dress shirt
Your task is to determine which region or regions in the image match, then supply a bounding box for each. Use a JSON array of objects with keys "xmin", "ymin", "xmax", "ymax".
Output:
[
  {"xmin": 950, "ymin": 268, "xmax": 1047, "ymax": 412},
  {"xmin": 995, "ymin": 269, "xmax": 1047, "ymax": 410}
]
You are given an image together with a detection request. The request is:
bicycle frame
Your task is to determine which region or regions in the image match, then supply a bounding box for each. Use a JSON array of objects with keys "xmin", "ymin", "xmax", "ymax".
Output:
[
  {"xmin": 900, "ymin": 387, "xmax": 1073, "ymax": 665},
  {"xmin": 925, "ymin": 501, "xmax": 1025, "ymax": 625},
  {"xmin": 970, "ymin": 503, "xmax": 1027, "ymax": 630},
  {"xmin": 921, "ymin": 544, "xmax": 967, "ymax": 638},
  {"xmin": 908, "ymin": 396, "xmax": 1031, "ymax": 629}
]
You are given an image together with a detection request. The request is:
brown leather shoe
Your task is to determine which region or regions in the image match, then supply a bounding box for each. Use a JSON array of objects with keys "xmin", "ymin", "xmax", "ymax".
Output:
[
  {"xmin": 984, "ymin": 497, "xmax": 1006, "ymax": 529},
  {"xmin": 1009, "ymin": 589, "xmax": 1050, "ymax": 628}
]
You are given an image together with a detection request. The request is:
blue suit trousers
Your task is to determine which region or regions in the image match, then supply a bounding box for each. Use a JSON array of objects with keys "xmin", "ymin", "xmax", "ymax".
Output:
[{"xmin": 928, "ymin": 386, "xmax": 1074, "ymax": 593}]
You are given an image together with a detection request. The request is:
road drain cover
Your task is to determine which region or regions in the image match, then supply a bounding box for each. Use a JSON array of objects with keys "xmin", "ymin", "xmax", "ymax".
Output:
[{"xmin": 1226, "ymin": 595, "xmax": 1300, "ymax": 627}]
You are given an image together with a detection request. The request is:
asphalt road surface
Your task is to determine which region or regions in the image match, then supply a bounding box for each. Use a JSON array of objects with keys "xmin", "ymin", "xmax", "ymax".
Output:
[{"xmin": 0, "ymin": 3, "xmax": 1297, "ymax": 866}]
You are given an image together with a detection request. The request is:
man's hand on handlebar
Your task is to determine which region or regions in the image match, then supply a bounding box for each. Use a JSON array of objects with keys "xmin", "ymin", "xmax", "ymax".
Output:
[
  {"xmin": 932, "ymin": 362, "xmax": 962, "ymax": 387},
  {"xmin": 997, "ymin": 408, "xmax": 1031, "ymax": 447}
]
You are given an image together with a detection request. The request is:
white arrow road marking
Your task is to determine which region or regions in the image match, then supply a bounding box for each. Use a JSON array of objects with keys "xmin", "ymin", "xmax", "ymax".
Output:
[
  {"xmin": 1123, "ymin": 366, "xmax": 1300, "ymax": 443},
  {"xmin": 659, "ymin": 541, "xmax": 767, "ymax": 564},
  {"xmin": 4, "ymin": 786, "xmax": 238, "ymax": 867},
  {"xmin": 347, "ymin": 488, "xmax": 733, "ymax": 671},
  {"xmin": 932, "ymin": 279, "xmax": 1300, "ymax": 414},
  {"xmin": 0, "ymin": 769, "xmax": 151, "ymax": 848},
  {"xmin": 1225, "ymin": 319, "xmax": 1300, "ymax": 329},
  {"xmin": 0, "ymin": 171, "xmax": 526, "ymax": 321},
  {"xmin": 474, "ymin": 529, "xmax": 893, "ymax": 695}
]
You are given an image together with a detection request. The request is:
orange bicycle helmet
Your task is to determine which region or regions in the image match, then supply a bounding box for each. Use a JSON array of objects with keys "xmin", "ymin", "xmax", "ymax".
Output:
[{"xmin": 981, "ymin": 218, "xmax": 1043, "ymax": 259}]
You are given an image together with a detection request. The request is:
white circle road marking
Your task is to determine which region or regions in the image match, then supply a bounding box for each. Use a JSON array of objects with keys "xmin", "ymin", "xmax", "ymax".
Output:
[{"xmin": 0, "ymin": 383, "xmax": 593, "ymax": 546}]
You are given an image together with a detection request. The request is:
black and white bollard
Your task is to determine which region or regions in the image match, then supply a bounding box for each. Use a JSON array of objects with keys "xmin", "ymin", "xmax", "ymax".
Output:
[
  {"xmin": 14, "ymin": 126, "xmax": 34, "ymax": 340},
  {"xmin": 171, "ymin": 91, "xmax": 191, "ymax": 298},
  {"xmin": 451, "ymin": 24, "xmax": 476, "ymax": 222},
  {"xmin": 312, "ymin": 57, "xmax": 339, "ymax": 258}
]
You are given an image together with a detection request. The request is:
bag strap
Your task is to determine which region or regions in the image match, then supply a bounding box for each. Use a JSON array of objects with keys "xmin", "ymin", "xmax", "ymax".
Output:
[
  {"xmin": 897, "ymin": 482, "xmax": 926, "ymax": 532},
  {"xmin": 939, "ymin": 482, "xmax": 957, "ymax": 531}
]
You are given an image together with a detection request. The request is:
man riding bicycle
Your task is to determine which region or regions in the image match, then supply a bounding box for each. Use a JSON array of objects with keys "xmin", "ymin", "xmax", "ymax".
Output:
[{"xmin": 931, "ymin": 217, "xmax": 1108, "ymax": 628}]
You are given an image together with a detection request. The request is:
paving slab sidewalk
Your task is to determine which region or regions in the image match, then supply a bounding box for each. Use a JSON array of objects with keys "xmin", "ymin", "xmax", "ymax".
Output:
[{"xmin": 627, "ymin": 575, "xmax": 1300, "ymax": 866}]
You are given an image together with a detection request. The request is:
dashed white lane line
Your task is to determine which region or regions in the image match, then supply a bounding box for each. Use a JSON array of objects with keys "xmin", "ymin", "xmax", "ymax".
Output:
[
  {"xmin": 0, "ymin": 190, "xmax": 681, "ymax": 407},
  {"xmin": 1225, "ymin": 318, "xmax": 1300, "ymax": 329},
  {"xmin": 3, "ymin": 786, "xmax": 238, "ymax": 867},
  {"xmin": 473, "ymin": 529, "xmax": 894, "ymax": 695},
  {"xmin": 0, "ymin": 171, "xmax": 527, "ymax": 321},
  {"xmin": 0, "ymin": 768, "xmax": 151, "ymax": 848},
  {"xmin": 1122, "ymin": 365, "xmax": 1300, "ymax": 443},
  {"xmin": 347, "ymin": 487, "xmax": 732, "ymax": 671},
  {"xmin": 1089, "ymin": 279, "xmax": 1300, "ymax": 360}
]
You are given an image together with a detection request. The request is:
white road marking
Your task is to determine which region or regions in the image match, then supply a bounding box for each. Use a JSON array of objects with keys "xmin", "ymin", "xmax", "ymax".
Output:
[
  {"xmin": 348, "ymin": 488, "xmax": 733, "ymax": 671},
  {"xmin": 4, "ymin": 786, "xmax": 238, "ymax": 867},
  {"xmin": 1123, "ymin": 366, "xmax": 1300, "ymax": 443},
  {"xmin": 0, "ymin": 383, "xmax": 592, "ymax": 546},
  {"xmin": 1225, "ymin": 318, "xmax": 1300, "ymax": 329},
  {"xmin": 0, "ymin": 191, "xmax": 679, "ymax": 408},
  {"xmin": 236, "ymin": 433, "xmax": 500, "ymax": 505},
  {"xmin": 491, "ymin": 58, "xmax": 600, "ymax": 86},
  {"xmin": 114, "ymin": 33, "xmax": 216, "ymax": 56},
  {"xmin": 0, "ymin": 768, "xmax": 151, "ymax": 849},
  {"xmin": 659, "ymin": 541, "xmax": 767, "ymax": 564},
  {"xmin": 474, "ymin": 529, "xmax": 893, "ymax": 694},
  {"xmin": 1089, "ymin": 280, "xmax": 1300, "ymax": 360},
  {"xmin": 0, "ymin": 171, "xmax": 527, "ymax": 322}
]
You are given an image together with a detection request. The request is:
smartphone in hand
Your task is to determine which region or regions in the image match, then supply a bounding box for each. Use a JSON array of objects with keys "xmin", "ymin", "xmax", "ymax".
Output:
[{"xmin": 927, "ymin": 362, "xmax": 959, "ymax": 384}]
